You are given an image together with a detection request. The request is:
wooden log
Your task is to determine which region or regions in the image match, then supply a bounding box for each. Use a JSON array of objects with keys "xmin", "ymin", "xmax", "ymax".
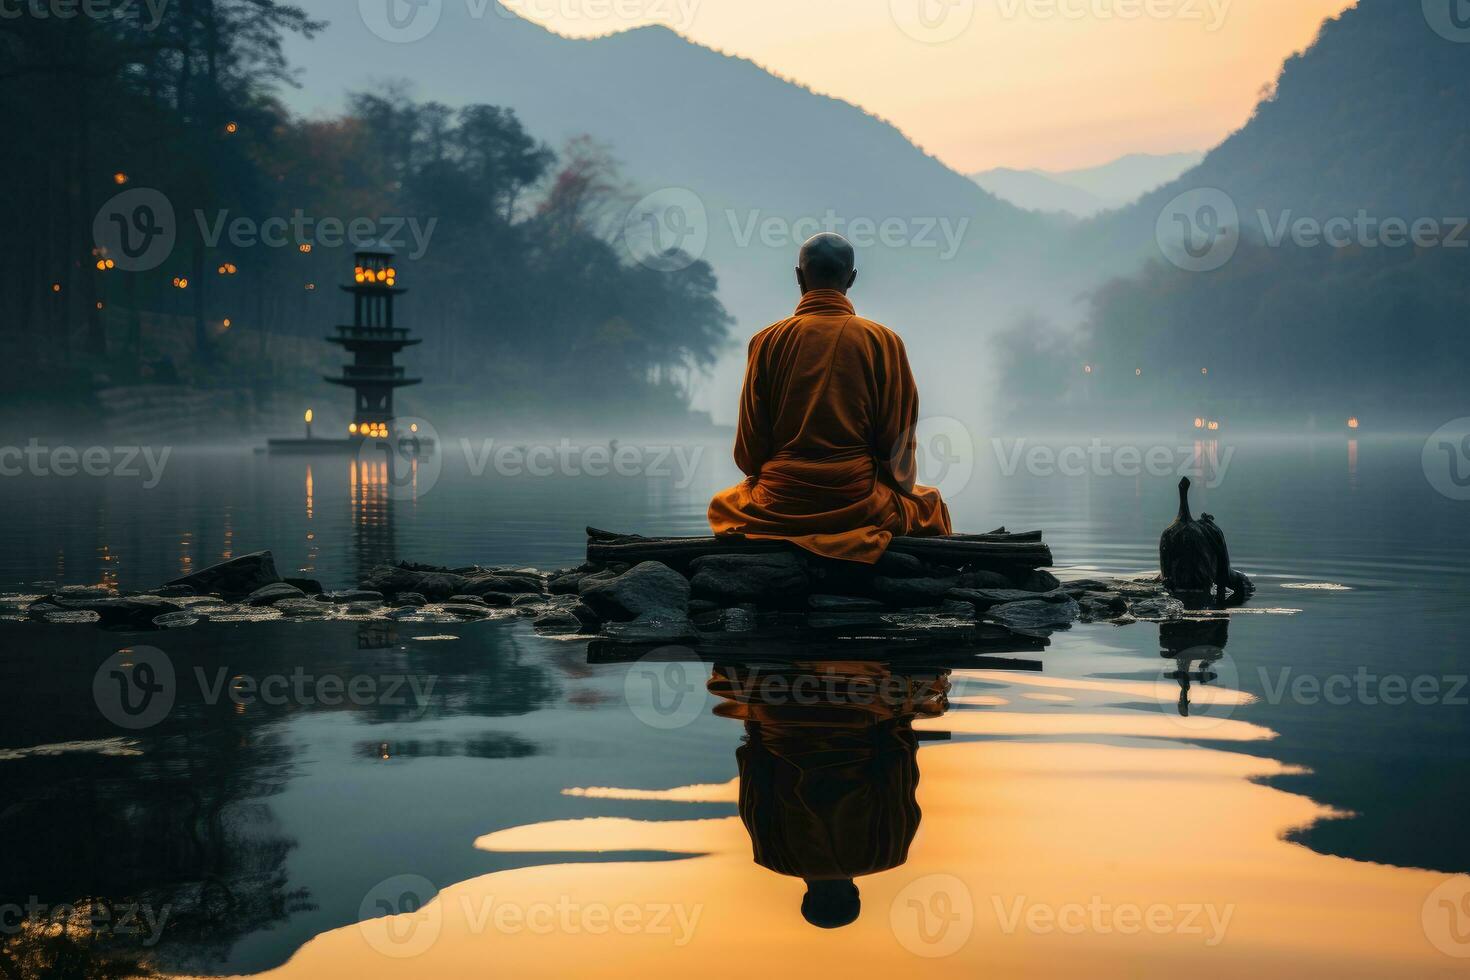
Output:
[{"xmin": 585, "ymin": 528, "xmax": 1053, "ymax": 571}]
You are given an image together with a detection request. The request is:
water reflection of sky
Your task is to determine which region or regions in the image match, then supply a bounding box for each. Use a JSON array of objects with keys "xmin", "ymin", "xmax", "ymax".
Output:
[{"xmin": 1, "ymin": 436, "xmax": 1468, "ymax": 976}]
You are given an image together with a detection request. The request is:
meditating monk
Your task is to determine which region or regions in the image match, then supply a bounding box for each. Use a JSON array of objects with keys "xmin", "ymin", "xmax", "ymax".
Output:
[{"xmin": 708, "ymin": 233, "xmax": 953, "ymax": 564}]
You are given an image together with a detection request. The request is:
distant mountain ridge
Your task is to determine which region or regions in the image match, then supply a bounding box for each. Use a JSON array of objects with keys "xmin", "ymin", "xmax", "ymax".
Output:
[
  {"xmin": 282, "ymin": 8, "xmax": 1053, "ymax": 420},
  {"xmin": 971, "ymin": 152, "xmax": 1204, "ymax": 217},
  {"xmin": 1016, "ymin": 0, "xmax": 1470, "ymax": 428}
]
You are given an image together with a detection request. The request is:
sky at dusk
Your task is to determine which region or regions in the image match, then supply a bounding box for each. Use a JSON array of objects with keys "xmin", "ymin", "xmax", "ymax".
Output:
[{"xmin": 497, "ymin": 0, "xmax": 1357, "ymax": 171}]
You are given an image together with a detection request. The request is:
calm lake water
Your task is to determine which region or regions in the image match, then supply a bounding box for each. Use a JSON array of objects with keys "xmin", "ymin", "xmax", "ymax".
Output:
[{"xmin": 1, "ymin": 433, "xmax": 1468, "ymax": 977}]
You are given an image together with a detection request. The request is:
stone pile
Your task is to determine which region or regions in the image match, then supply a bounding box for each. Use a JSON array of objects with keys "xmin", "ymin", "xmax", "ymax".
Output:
[{"xmin": 3, "ymin": 539, "xmax": 1198, "ymax": 639}]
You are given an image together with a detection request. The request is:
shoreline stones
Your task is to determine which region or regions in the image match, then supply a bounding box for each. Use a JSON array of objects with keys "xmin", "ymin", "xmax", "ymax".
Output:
[
  {"xmin": 580, "ymin": 561, "xmax": 689, "ymax": 622},
  {"xmin": 3, "ymin": 541, "xmax": 1247, "ymax": 641}
]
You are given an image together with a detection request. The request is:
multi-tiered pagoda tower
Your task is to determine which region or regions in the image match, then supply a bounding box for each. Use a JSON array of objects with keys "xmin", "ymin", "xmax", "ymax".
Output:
[{"xmin": 325, "ymin": 245, "xmax": 421, "ymax": 440}]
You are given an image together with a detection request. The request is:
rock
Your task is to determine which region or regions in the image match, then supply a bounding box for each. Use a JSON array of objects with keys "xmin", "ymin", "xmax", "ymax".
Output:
[
  {"xmin": 49, "ymin": 595, "xmax": 183, "ymax": 628},
  {"xmin": 947, "ymin": 588, "xmax": 1073, "ymax": 611},
  {"xmin": 875, "ymin": 551, "xmax": 928, "ymax": 578},
  {"xmin": 985, "ymin": 596, "xmax": 1081, "ymax": 632},
  {"xmin": 533, "ymin": 610, "xmax": 585, "ymax": 636},
  {"xmin": 1128, "ymin": 596, "xmax": 1187, "ymax": 621},
  {"xmin": 958, "ymin": 569, "xmax": 1014, "ymax": 590},
  {"xmin": 27, "ymin": 601, "xmax": 64, "ymax": 621},
  {"xmin": 809, "ymin": 595, "xmax": 887, "ymax": 612},
  {"xmin": 462, "ymin": 571, "xmax": 545, "ymax": 597},
  {"xmin": 1079, "ymin": 591, "xmax": 1129, "ymax": 614},
  {"xmin": 275, "ymin": 598, "xmax": 333, "ymax": 617},
  {"xmin": 150, "ymin": 584, "xmax": 197, "ymax": 599},
  {"xmin": 570, "ymin": 603, "xmax": 602, "ymax": 630},
  {"xmin": 320, "ymin": 590, "xmax": 384, "ymax": 604},
  {"xmin": 447, "ymin": 595, "xmax": 491, "ymax": 607},
  {"xmin": 345, "ymin": 602, "xmax": 382, "ymax": 616},
  {"xmin": 601, "ymin": 614, "xmax": 700, "ymax": 645},
  {"xmin": 689, "ymin": 553, "xmax": 809, "ymax": 604},
  {"xmin": 284, "ymin": 578, "xmax": 325, "ymax": 596},
  {"xmin": 166, "ymin": 551, "xmax": 281, "ymax": 599},
  {"xmin": 393, "ymin": 593, "xmax": 428, "ymax": 607},
  {"xmin": 246, "ymin": 583, "xmax": 306, "ymax": 607},
  {"xmin": 581, "ymin": 562, "xmax": 690, "ymax": 622},
  {"xmin": 1017, "ymin": 569, "xmax": 1062, "ymax": 593},
  {"xmin": 437, "ymin": 603, "xmax": 494, "ymax": 620},
  {"xmin": 722, "ymin": 606, "xmax": 758, "ymax": 632},
  {"xmin": 153, "ymin": 610, "xmax": 204, "ymax": 629},
  {"xmin": 873, "ymin": 577, "xmax": 960, "ymax": 606},
  {"xmin": 548, "ymin": 572, "xmax": 589, "ymax": 595},
  {"xmin": 1117, "ymin": 582, "xmax": 1167, "ymax": 600},
  {"xmin": 1060, "ymin": 579, "xmax": 1119, "ymax": 597},
  {"xmin": 511, "ymin": 594, "xmax": 544, "ymax": 609},
  {"xmin": 53, "ymin": 585, "xmax": 118, "ymax": 600},
  {"xmin": 361, "ymin": 563, "xmax": 471, "ymax": 601},
  {"xmin": 687, "ymin": 599, "xmax": 722, "ymax": 616},
  {"xmin": 39, "ymin": 609, "xmax": 102, "ymax": 625}
]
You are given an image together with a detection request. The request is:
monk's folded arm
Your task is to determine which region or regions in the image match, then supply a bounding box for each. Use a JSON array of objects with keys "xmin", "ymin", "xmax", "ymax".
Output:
[
  {"xmin": 733, "ymin": 333, "xmax": 772, "ymax": 476},
  {"xmin": 875, "ymin": 333, "xmax": 921, "ymax": 493}
]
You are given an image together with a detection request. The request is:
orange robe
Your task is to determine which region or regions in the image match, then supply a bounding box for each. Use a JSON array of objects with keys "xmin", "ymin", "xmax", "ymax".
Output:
[{"xmin": 708, "ymin": 289, "xmax": 953, "ymax": 564}]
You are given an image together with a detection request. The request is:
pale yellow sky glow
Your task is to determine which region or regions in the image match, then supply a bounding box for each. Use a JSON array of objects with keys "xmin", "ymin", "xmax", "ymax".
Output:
[{"xmin": 505, "ymin": 0, "xmax": 1357, "ymax": 171}]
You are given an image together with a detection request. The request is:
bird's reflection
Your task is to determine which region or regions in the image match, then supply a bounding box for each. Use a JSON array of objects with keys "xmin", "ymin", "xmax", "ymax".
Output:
[
  {"xmin": 707, "ymin": 661, "xmax": 950, "ymax": 929},
  {"xmin": 1160, "ymin": 618, "xmax": 1231, "ymax": 717}
]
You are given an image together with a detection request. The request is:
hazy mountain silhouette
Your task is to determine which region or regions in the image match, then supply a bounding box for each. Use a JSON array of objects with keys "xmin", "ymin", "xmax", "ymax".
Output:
[
  {"xmin": 1012, "ymin": 0, "xmax": 1470, "ymax": 427},
  {"xmin": 971, "ymin": 152, "xmax": 1203, "ymax": 218},
  {"xmin": 281, "ymin": 6, "xmax": 1054, "ymax": 420},
  {"xmin": 1097, "ymin": 0, "xmax": 1470, "ymax": 258}
]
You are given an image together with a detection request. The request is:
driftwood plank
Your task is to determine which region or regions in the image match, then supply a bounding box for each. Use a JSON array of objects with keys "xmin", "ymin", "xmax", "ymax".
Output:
[{"xmin": 585, "ymin": 528, "xmax": 1054, "ymax": 570}]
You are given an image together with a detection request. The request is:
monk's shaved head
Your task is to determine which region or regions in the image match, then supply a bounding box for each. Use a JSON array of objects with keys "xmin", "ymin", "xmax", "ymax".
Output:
[{"xmin": 797, "ymin": 233, "xmax": 858, "ymax": 294}]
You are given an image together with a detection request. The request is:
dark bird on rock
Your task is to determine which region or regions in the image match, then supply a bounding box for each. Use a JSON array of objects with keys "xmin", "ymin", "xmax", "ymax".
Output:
[{"xmin": 1159, "ymin": 478, "xmax": 1254, "ymax": 602}]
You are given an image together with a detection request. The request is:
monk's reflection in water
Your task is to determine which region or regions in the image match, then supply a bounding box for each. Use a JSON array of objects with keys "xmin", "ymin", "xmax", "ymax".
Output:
[{"xmin": 707, "ymin": 661, "xmax": 950, "ymax": 929}]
